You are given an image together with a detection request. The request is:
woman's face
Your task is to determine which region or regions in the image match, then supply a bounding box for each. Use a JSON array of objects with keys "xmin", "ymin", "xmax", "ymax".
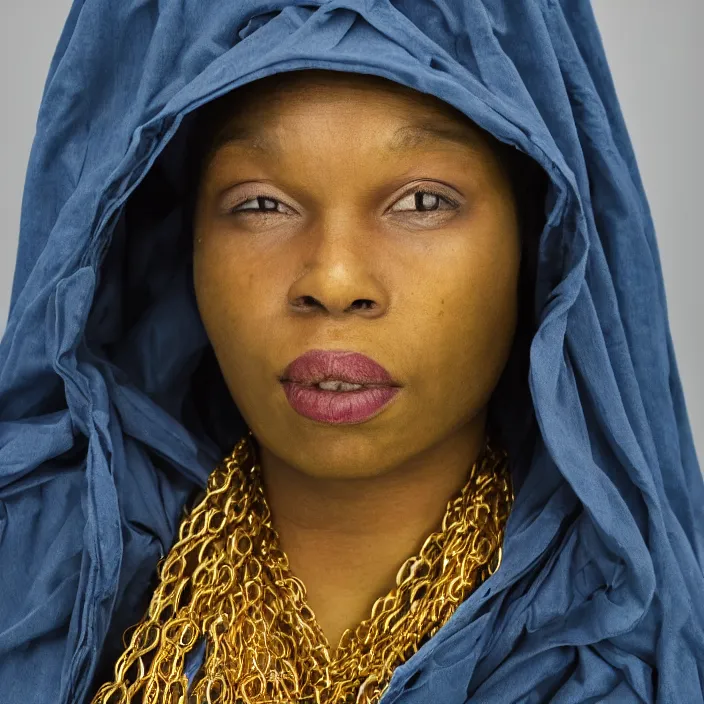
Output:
[{"xmin": 193, "ymin": 70, "xmax": 521, "ymax": 480}]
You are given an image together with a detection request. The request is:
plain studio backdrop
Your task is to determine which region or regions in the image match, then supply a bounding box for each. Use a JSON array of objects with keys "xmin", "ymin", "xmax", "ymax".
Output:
[{"xmin": 0, "ymin": 2, "xmax": 702, "ymax": 466}]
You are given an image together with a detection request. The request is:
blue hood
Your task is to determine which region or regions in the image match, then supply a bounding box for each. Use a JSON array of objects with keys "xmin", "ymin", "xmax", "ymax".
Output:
[{"xmin": 1, "ymin": 1, "xmax": 703, "ymax": 702}]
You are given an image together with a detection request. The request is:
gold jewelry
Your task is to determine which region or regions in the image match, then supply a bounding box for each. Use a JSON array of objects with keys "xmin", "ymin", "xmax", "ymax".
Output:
[{"xmin": 91, "ymin": 431, "xmax": 513, "ymax": 704}]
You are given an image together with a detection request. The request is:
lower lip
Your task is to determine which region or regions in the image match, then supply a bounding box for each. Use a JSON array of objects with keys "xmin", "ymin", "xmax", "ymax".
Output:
[{"xmin": 281, "ymin": 382, "xmax": 400, "ymax": 424}]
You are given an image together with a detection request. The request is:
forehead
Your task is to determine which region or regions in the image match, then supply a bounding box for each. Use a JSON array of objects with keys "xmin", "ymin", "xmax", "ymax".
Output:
[
  {"xmin": 225, "ymin": 69, "xmax": 455, "ymax": 114},
  {"xmin": 196, "ymin": 70, "xmax": 491, "ymax": 161}
]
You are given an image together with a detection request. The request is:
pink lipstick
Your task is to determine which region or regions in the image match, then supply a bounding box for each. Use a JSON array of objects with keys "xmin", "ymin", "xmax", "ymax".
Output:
[{"xmin": 280, "ymin": 349, "xmax": 401, "ymax": 424}]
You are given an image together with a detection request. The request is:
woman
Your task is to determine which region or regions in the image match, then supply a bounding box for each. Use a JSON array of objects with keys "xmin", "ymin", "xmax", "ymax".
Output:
[{"xmin": 1, "ymin": 1, "xmax": 702, "ymax": 703}]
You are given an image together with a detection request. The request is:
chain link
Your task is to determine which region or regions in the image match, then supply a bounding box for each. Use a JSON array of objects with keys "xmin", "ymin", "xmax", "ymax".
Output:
[{"xmin": 91, "ymin": 432, "xmax": 513, "ymax": 704}]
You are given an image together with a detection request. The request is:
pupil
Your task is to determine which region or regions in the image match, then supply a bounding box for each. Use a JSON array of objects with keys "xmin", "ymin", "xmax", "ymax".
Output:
[
  {"xmin": 259, "ymin": 197, "xmax": 277, "ymax": 211},
  {"xmin": 416, "ymin": 192, "xmax": 439, "ymax": 211}
]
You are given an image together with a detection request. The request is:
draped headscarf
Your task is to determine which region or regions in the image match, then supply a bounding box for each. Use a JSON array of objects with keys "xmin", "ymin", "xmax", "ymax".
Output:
[{"xmin": 1, "ymin": 1, "xmax": 702, "ymax": 702}]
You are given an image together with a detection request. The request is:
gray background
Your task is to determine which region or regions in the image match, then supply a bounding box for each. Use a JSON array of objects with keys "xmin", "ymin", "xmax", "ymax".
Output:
[{"xmin": 1, "ymin": 2, "xmax": 702, "ymax": 464}]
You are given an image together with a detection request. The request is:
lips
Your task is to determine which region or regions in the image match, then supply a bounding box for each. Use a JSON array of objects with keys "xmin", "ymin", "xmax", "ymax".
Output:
[
  {"xmin": 280, "ymin": 349, "xmax": 401, "ymax": 387},
  {"xmin": 279, "ymin": 349, "xmax": 402, "ymax": 424}
]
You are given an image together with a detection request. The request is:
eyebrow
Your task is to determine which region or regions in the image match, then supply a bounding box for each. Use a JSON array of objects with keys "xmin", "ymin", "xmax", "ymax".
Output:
[
  {"xmin": 210, "ymin": 121, "xmax": 481, "ymax": 157},
  {"xmin": 387, "ymin": 123, "xmax": 481, "ymax": 152}
]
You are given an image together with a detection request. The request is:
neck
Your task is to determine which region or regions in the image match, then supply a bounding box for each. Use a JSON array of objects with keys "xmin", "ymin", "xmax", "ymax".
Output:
[{"xmin": 256, "ymin": 424, "xmax": 486, "ymax": 650}]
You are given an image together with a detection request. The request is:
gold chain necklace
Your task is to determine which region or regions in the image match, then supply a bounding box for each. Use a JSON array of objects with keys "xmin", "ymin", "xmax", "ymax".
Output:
[{"xmin": 91, "ymin": 431, "xmax": 513, "ymax": 704}]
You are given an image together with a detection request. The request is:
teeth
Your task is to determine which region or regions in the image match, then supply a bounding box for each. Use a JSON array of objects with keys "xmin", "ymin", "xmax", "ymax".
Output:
[{"xmin": 317, "ymin": 380, "xmax": 364, "ymax": 391}]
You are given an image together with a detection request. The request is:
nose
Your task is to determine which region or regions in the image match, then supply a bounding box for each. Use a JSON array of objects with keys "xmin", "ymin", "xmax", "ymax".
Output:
[{"xmin": 286, "ymin": 225, "xmax": 389, "ymax": 320}]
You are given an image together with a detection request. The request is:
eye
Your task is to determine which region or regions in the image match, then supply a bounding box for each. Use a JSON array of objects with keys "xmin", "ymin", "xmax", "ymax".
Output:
[
  {"xmin": 228, "ymin": 196, "xmax": 294, "ymax": 215},
  {"xmin": 389, "ymin": 187, "xmax": 459, "ymax": 214}
]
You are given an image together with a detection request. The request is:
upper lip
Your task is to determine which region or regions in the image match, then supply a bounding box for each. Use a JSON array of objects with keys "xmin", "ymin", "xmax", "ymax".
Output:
[{"xmin": 280, "ymin": 349, "xmax": 401, "ymax": 387}]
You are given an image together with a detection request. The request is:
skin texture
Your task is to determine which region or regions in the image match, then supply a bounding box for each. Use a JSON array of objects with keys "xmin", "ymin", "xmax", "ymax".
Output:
[{"xmin": 192, "ymin": 69, "xmax": 521, "ymax": 649}]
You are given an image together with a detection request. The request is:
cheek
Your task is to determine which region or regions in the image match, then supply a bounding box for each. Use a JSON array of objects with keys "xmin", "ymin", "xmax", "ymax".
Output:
[
  {"xmin": 193, "ymin": 244, "xmax": 263, "ymax": 368},
  {"xmin": 413, "ymin": 236, "xmax": 520, "ymax": 407},
  {"xmin": 193, "ymin": 254, "xmax": 281, "ymax": 422}
]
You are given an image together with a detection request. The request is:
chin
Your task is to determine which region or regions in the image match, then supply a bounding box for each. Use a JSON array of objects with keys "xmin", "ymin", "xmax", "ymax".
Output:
[{"xmin": 280, "ymin": 422, "xmax": 405, "ymax": 479}]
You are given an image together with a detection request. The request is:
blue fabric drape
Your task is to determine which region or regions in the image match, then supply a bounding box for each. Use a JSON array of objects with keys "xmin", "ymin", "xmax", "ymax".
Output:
[{"xmin": 1, "ymin": 1, "xmax": 702, "ymax": 702}]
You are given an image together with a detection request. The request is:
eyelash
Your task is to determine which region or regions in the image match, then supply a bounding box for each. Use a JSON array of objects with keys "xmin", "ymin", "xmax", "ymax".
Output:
[{"xmin": 227, "ymin": 187, "xmax": 459, "ymax": 216}]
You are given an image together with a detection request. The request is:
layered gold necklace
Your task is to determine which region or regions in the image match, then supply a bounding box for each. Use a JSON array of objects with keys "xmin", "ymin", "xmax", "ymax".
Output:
[{"xmin": 91, "ymin": 431, "xmax": 513, "ymax": 704}]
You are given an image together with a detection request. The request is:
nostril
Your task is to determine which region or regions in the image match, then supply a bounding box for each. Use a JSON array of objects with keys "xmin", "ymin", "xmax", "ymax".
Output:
[
  {"xmin": 350, "ymin": 299, "xmax": 376, "ymax": 311},
  {"xmin": 292, "ymin": 296, "xmax": 319, "ymax": 309}
]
